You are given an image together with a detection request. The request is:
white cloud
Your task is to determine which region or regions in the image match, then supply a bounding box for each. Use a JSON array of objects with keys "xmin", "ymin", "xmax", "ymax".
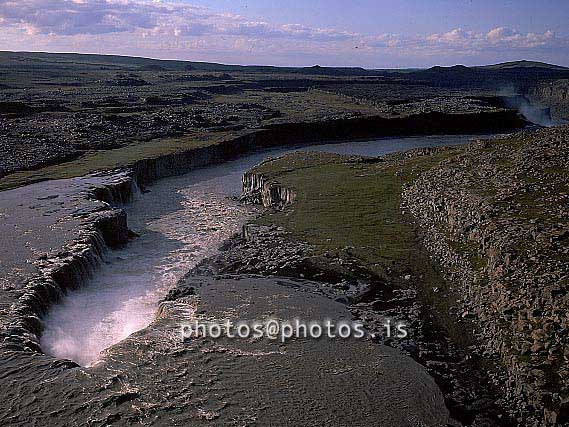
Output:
[
  {"xmin": 0, "ymin": 0, "xmax": 354, "ymax": 41},
  {"xmin": 0, "ymin": 1, "xmax": 567, "ymax": 67},
  {"xmin": 426, "ymin": 26, "xmax": 559, "ymax": 51}
]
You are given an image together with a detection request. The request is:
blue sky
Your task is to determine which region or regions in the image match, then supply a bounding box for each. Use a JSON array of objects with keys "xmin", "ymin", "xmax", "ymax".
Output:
[
  {"xmin": 187, "ymin": 0, "xmax": 569, "ymax": 36},
  {"xmin": 1, "ymin": 0, "xmax": 568, "ymax": 68}
]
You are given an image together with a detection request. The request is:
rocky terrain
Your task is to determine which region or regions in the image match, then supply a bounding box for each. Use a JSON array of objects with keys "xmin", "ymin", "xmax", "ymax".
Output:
[
  {"xmin": 0, "ymin": 169, "xmax": 450, "ymax": 426},
  {"xmin": 403, "ymin": 126, "xmax": 569, "ymax": 425},
  {"xmin": 1, "ymin": 52, "xmax": 569, "ymax": 426},
  {"xmin": 0, "ymin": 123, "xmax": 566, "ymax": 426},
  {"xmin": 226, "ymin": 128, "xmax": 569, "ymax": 426},
  {"xmin": 2, "ymin": 52, "xmax": 566, "ymax": 187}
]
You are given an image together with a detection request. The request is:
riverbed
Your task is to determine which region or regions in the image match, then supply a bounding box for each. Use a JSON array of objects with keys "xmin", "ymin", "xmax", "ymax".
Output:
[{"xmin": 40, "ymin": 134, "xmax": 489, "ymax": 366}]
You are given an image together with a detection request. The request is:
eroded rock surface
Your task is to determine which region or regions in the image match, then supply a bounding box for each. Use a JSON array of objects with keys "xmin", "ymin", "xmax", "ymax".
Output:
[{"xmin": 403, "ymin": 126, "xmax": 569, "ymax": 425}]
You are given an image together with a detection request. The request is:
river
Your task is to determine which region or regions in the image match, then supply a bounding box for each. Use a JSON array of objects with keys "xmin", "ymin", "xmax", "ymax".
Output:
[{"xmin": 40, "ymin": 134, "xmax": 490, "ymax": 366}]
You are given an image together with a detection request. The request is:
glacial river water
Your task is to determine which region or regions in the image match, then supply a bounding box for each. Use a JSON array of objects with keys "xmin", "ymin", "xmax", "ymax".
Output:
[{"xmin": 40, "ymin": 134, "xmax": 490, "ymax": 366}]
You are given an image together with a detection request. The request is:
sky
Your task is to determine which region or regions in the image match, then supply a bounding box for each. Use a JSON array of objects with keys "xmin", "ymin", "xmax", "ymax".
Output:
[{"xmin": 1, "ymin": 0, "xmax": 568, "ymax": 68}]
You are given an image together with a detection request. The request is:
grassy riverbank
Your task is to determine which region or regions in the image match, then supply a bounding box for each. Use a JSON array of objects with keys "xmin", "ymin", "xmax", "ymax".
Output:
[
  {"xmin": 252, "ymin": 150, "xmax": 452, "ymax": 268},
  {"xmin": 247, "ymin": 126, "xmax": 569, "ymax": 426},
  {"xmin": 251, "ymin": 149, "xmax": 463, "ymax": 327}
]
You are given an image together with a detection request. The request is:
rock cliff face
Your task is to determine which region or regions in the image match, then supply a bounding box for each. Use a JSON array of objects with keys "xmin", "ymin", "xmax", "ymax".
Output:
[
  {"xmin": 0, "ymin": 173, "xmax": 136, "ymax": 356},
  {"xmin": 242, "ymin": 170, "xmax": 296, "ymax": 207},
  {"xmin": 528, "ymin": 80, "xmax": 569, "ymax": 121},
  {"xmin": 402, "ymin": 127, "xmax": 569, "ymax": 426},
  {"xmin": 128, "ymin": 110, "xmax": 528, "ymax": 187},
  {"xmin": 532, "ymin": 80, "xmax": 569, "ymax": 102}
]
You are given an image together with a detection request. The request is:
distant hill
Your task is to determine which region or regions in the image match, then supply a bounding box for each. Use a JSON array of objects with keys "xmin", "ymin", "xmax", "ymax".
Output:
[
  {"xmin": 0, "ymin": 51, "xmax": 376, "ymax": 76},
  {"xmin": 1, "ymin": 51, "xmax": 568, "ymax": 88},
  {"xmin": 392, "ymin": 61, "xmax": 569, "ymax": 90},
  {"xmin": 478, "ymin": 60, "xmax": 569, "ymax": 71}
]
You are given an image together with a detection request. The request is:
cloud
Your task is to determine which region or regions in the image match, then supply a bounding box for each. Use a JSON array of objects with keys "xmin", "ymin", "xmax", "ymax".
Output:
[
  {"xmin": 0, "ymin": 1, "xmax": 567, "ymax": 67},
  {"xmin": 366, "ymin": 34, "xmax": 402, "ymax": 48},
  {"xmin": 0, "ymin": 0, "xmax": 355, "ymax": 41},
  {"xmin": 425, "ymin": 27, "xmax": 560, "ymax": 51},
  {"xmin": 215, "ymin": 21, "xmax": 354, "ymax": 41},
  {"xmin": 0, "ymin": 0, "xmax": 166, "ymax": 35}
]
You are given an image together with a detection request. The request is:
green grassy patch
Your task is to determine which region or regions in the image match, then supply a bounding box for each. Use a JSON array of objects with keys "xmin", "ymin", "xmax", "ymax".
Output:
[
  {"xmin": 251, "ymin": 149, "xmax": 474, "ymax": 344},
  {"xmin": 254, "ymin": 150, "xmax": 458, "ymax": 275}
]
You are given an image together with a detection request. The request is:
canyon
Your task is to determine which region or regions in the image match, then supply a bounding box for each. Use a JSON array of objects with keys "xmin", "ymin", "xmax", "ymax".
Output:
[{"xmin": 1, "ymin": 52, "xmax": 568, "ymax": 426}]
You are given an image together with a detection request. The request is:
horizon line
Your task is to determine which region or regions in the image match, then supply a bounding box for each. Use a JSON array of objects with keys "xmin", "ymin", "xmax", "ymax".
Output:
[{"xmin": 2, "ymin": 49, "xmax": 568, "ymax": 71}]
